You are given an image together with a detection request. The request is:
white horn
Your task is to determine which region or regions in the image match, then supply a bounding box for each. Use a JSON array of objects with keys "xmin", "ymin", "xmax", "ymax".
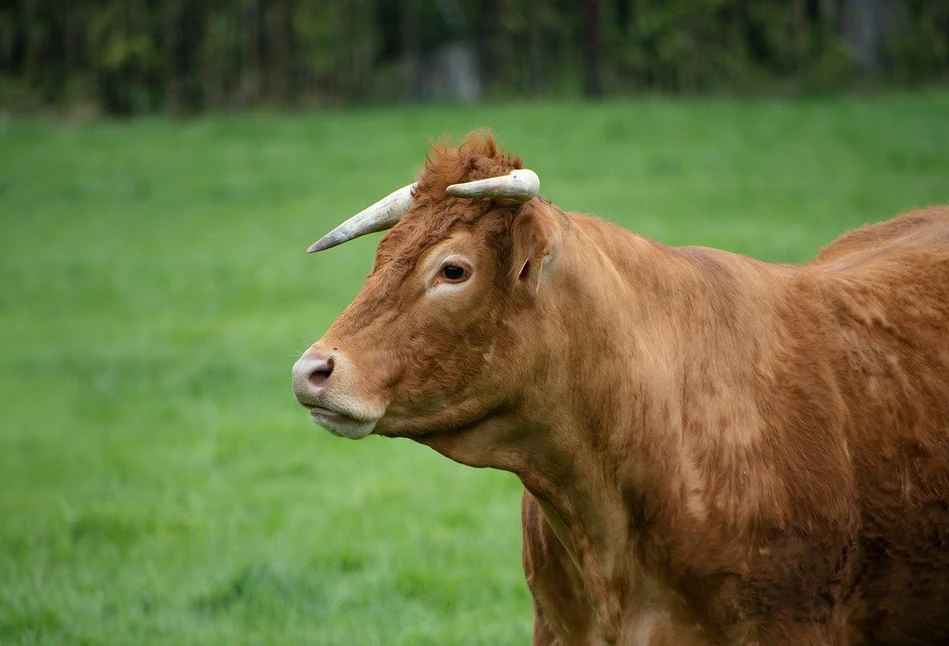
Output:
[
  {"xmin": 307, "ymin": 183, "xmax": 416, "ymax": 253},
  {"xmin": 446, "ymin": 169, "xmax": 540, "ymax": 202}
]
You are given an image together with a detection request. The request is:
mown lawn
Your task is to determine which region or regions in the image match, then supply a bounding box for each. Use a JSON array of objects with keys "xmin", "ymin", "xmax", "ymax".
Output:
[{"xmin": 1, "ymin": 92, "xmax": 948, "ymax": 645}]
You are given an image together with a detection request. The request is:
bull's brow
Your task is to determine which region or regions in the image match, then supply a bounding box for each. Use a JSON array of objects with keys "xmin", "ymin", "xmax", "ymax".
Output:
[{"xmin": 372, "ymin": 229, "xmax": 444, "ymax": 286}]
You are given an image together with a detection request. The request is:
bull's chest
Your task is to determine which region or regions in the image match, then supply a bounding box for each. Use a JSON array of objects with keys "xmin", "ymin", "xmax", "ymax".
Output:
[{"xmin": 526, "ymin": 497, "xmax": 734, "ymax": 645}]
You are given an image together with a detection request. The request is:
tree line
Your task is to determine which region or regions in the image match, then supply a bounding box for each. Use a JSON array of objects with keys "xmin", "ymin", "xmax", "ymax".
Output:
[{"xmin": 2, "ymin": 0, "xmax": 947, "ymax": 115}]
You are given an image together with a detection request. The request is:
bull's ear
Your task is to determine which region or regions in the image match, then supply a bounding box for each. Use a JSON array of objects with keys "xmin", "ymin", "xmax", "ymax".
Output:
[{"xmin": 510, "ymin": 200, "xmax": 562, "ymax": 292}]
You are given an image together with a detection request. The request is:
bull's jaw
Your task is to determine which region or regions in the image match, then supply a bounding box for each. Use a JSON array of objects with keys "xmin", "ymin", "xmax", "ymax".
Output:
[{"xmin": 307, "ymin": 406, "xmax": 379, "ymax": 439}]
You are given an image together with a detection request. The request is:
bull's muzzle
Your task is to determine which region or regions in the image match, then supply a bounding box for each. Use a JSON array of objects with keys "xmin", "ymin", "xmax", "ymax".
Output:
[{"xmin": 291, "ymin": 346, "xmax": 381, "ymax": 439}]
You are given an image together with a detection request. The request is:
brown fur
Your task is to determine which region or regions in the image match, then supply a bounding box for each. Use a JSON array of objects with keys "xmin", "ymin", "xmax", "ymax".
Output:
[{"xmin": 301, "ymin": 132, "xmax": 949, "ymax": 645}]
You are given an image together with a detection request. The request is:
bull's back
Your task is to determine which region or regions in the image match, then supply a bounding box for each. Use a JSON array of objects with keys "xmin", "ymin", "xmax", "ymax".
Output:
[
  {"xmin": 811, "ymin": 207, "xmax": 949, "ymax": 643},
  {"xmin": 812, "ymin": 205, "xmax": 949, "ymax": 268}
]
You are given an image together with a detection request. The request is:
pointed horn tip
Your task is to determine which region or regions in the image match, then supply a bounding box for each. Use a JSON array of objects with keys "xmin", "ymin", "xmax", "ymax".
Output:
[{"xmin": 306, "ymin": 236, "xmax": 341, "ymax": 253}]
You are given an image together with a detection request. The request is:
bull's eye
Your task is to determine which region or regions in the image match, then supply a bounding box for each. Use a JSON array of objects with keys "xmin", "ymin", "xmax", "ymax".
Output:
[{"xmin": 441, "ymin": 264, "xmax": 467, "ymax": 282}]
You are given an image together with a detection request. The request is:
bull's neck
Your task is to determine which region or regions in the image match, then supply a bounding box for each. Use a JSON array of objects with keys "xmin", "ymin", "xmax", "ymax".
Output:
[{"xmin": 513, "ymin": 216, "xmax": 689, "ymax": 539}]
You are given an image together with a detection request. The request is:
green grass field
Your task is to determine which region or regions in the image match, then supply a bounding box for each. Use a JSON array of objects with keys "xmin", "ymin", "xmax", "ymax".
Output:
[{"xmin": 2, "ymin": 92, "xmax": 948, "ymax": 645}]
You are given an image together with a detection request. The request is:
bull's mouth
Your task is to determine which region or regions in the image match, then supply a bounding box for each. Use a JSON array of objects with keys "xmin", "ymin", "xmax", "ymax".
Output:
[{"xmin": 303, "ymin": 404, "xmax": 379, "ymax": 440}]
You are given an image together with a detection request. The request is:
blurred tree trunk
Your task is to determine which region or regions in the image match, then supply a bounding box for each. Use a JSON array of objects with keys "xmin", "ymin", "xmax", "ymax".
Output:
[
  {"xmin": 163, "ymin": 0, "xmax": 181, "ymax": 113},
  {"xmin": 263, "ymin": 1, "xmax": 286, "ymax": 106},
  {"xmin": 819, "ymin": 0, "xmax": 838, "ymax": 46},
  {"xmin": 488, "ymin": 0, "xmax": 513, "ymax": 96},
  {"xmin": 433, "ymin": 0, "xmax": 480, "ymax": 103},
  {"xmin": 202, "ymin": 0, "xmax": 222, "ymax": 110},
  {"xmin": 401, "ymin": 0, "xmax": 421, "ymax": 99},
  {"xmin": 614, "ymin": 0, "xmax": 629, "ymax": 31},
  {"xmin": 239, "ymin": 0, "xmax": 261, "ymax": 107},
  {"xmin": 22, "ymin": 0, "xmax": 40, "ymax": 95},
  {"xmin": 843, "ymin": 0, "xmax": 901, "ymax": 72},
  {"xmin": 529, "ymin": 0, "xmax": 544, "ymax": 96},
  {"xmin": 581, "ymin": 0, "xmax": 603, "ymax": 97},
  {"xmin": 353, "ymin": 0, "xmax": 377, "ymax": 101}
]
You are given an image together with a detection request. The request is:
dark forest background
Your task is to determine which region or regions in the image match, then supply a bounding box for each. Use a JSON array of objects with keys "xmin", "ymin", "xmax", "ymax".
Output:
[{"xmin": 2, "ymin": 0, "xmax": 947, "ymax": 116}]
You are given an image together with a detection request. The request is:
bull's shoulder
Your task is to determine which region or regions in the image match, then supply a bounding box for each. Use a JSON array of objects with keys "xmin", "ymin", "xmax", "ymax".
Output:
[{"xmin": 812, "ymin": 205, "xmax": 949, "ymax": 268}]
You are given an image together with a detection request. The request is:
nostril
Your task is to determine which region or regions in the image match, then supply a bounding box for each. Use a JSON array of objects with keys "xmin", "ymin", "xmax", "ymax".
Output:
[{"xmin": 308, "ymin": 356, "xmax": 334, "ymax": 388}]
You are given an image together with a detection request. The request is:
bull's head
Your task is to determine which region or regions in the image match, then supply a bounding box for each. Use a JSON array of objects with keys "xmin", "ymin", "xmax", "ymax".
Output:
[{"xmin": 291, "ymin": 134, "xmax": 564, "ymax": 456}]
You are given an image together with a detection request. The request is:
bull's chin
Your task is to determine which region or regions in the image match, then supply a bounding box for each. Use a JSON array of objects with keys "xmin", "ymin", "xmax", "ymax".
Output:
[{"xmin": 307, "ymin": 406, "xmax": 378, "ymax": 440}]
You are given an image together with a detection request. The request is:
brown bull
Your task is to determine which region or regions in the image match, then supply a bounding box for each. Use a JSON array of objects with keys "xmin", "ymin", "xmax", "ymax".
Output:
[{"xmin": 291, "ymin": 132, "xmax": 949, "ymax": 645}]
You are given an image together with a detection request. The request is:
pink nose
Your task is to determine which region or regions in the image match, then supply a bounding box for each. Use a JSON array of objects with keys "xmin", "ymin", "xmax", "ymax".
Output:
[{"xmin": 292, "ymin": 349, "xmax": 335, "ymax": 406}]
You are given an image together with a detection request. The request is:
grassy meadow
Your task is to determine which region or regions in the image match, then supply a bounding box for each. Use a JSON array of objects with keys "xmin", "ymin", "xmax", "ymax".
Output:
[{"xmin": 2, "ymin": 92, "xmax": 949, "ymax": 645}]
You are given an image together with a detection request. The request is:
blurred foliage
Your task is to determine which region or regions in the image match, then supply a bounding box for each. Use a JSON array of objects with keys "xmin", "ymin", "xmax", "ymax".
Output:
[{"xmin": 1, "ymin": 0, "xmax": 947, "ymax": 115}]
